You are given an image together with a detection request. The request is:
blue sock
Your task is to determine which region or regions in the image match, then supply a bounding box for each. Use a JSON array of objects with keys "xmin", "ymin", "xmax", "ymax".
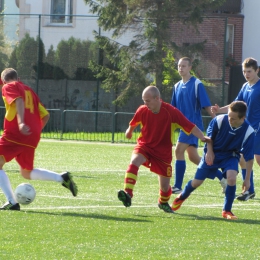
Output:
[
  {"xmin": 181, "ymin": 180, "xmax": 195, "ymax": 199},
  {"xmin": 174, "ymin": 160, "xmax": 186, "ymax": 189},
  {"xmin": 223, "ymin": 185, "xmax": 236, "ymax": 211},
  {"xmin": 241, "ymin": 169, "xmax": 255, "ymax": 193}
]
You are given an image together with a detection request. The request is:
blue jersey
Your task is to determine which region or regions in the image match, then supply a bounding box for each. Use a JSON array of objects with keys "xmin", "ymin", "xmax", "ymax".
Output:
[
  {"xmin": 235, "ymin": 80, "xmax": 260, "ymax": 130},
  {"xmin": 205, "ymin": 115, "xmax": 255, "ymax": 162},
  {"xmin": 171, "ymin": 76, "xmax": 211, "ymax": 130}
]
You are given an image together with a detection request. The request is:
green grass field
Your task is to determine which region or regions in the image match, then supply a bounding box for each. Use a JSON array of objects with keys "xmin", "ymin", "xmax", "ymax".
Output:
[{"xmin": 1, "ymin": 140, "xmax": 260, "ymax": 259}]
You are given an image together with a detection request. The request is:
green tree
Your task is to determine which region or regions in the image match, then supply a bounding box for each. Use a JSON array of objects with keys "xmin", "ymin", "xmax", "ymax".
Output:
[
  {"xmin": 9, "ymin": 34, "xmax": 45, "ymax": 79},
  {"xmin": 84, "ymin": 0, "xmax": 225, "ymax": 104}
]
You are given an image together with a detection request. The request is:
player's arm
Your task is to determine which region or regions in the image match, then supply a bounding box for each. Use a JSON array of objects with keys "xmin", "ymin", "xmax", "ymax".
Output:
[
  {"xmin": 41, "ymin": 114, "xmax": 50, "ymax": 129},
  {"xmin": 125, "ymin": 125, "xmax": 137, "ymax": 139},
  {"xmin": 211, "ymin": 104, "xmax": 229, "ymax": 114},
  {"xmin": 15, "ymin": 97, "xmax": 31, "ymax": 135},
  {"xmin": 190, "ymin": 126, "xmax": 211, "ymax": 143},
  {"xmin": 205, "ymin": 106, "xmax": 215, "ymax": 118},
  {"xmin": 243, "ymin": 159, "xmax": 254, "ymax": 192}
]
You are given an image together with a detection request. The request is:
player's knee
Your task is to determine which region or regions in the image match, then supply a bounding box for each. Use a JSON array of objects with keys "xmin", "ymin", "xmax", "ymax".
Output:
[{"xmin": 20, "ymin": 170, "xmax": 31, "ymax": 179}]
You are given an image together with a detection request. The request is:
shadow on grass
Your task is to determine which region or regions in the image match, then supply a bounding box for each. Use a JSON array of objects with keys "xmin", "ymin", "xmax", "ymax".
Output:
[
  {"xmin": 174, "ymin": 212, "xmax": 260, "ymax": 225},
  {"xmin": 21, "ymin": 210, "xmax": 153, "ymax": 223}
]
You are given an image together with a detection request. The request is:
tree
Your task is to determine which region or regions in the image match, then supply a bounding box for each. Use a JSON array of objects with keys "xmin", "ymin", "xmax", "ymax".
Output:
[{"xmin": 84, "ymin": 0, "xmax": 226, "ymax": 105}]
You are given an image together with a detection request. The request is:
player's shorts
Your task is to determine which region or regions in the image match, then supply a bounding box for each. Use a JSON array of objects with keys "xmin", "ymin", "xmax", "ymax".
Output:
[
  {"xmin": 133, "ymin": 145, "xmax": 172, "ymax": 177},
  {"xmin": 254, "ymin": 130, "xmax": 260, "ymax": 155},
  {"xmin": 178, "ymin": 130, "xmax": 198, "ymax": 148},
  {"xmin": 195, "ymin": 156, "xmax": 239, "ymax": 180},
  {"xmin": 0, "ymin": 138, "xmax": 35, "ymax": 170}
]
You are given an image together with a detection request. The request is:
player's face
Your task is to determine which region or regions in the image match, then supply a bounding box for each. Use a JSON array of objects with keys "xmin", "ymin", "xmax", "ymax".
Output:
[
  {"xmin": 228, "ymin": 110, "xmax": 245, "ymax": 128},
  {"xmin": 178, "ymin": 60, "xmax": 191, "ymax": 77},
  {"xmin": 242, "ymin": 66, "xmax": 259, "ymax": 84},
  {"xmin": 142, "ymin": 92, "xmax": 160, "ymax": 113}
]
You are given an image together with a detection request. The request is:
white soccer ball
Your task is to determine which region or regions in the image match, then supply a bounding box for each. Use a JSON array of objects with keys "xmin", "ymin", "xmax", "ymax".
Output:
[{"xmin": 14, "ymin": 183, "xmax": 36, "ymax": 205}]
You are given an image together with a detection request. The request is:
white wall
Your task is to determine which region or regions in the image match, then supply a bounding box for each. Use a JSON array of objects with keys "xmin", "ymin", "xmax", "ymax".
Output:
[
  {"xmin": 17, "ymin": 0, "xmax": 134, "ymax": 52},
  {"xmin": 242, "ymin": 0, "xmax": 260, "ymax": 62},
  {"xmin": 3, "ymin": 1, "xmax": 19, "ymax": 45}
]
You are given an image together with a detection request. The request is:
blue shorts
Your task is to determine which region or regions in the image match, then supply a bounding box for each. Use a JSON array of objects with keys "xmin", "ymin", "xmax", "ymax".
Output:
[
  {"xmin": 178, "ymin": 130, "xmax": 198, "ymax": 148},
  {"xmin": 195, "ymin": 156, "xmax": 239, "ymax": 180},
  {"xmin": 254, "ymin": 131, "xmax": 260, "ymax": 155}
]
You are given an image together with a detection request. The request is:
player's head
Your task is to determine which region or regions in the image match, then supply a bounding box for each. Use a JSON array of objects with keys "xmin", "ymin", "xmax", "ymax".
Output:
[
  {"xmin": 228, "ymin": 101, "xmax": 247, "ymax": 128},
  {"xmin": 1, "ymin": 68, "xmax": 18, "ymax": 84},
  {"xmin": 242, "ymin": 57, "xmax": 259, "ymax": 83},
  {"xmin": 142, "ymin": 86, "xmax": 161, "ymax": 113},
  {"xmin": 178, "ymin": 57, "xmax": 192, "ymax": 77},
  {"xmin": 242, "ymin": 57, "xmax": 258, "ymax": 71}
]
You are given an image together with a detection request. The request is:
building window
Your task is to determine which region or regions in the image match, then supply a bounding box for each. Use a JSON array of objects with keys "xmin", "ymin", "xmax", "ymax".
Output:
[
  {"xmin": 226, "ymin": 24, "xmax": 234, "ymax": 56},
  {"xmin": 51, "ymin": 0, "xmax": 73, "ymax": 24}
]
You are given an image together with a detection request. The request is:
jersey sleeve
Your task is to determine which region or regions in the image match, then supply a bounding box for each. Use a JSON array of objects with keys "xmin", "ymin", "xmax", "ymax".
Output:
[
  {"xmin": 129, "ymin": 106, "xmax": 143, "ymax": 127},
  {"xmin": 38, "ymin": 102, "xmax": 49, "ymax": 119},
  {"xmin": 171, "ymin": 106, "xmax": 195, "ymax": 134},
  {"xmin": 241, "ymin": 131, "xmax": 255, "ymax": 161},
  {"xmin": 206, "ymin": 117, "xmax": 219, "ymax": 140},
  {"xmin": 171, "ymin": 83, "xmax": 178, "ymax": 106},
  {"xmin": 197, "ymin": 82, "xmax": 211, "ymax": 108},
  {"xmin": 235, "ymin": 83, "xmax": 247, "ymax": 101},
  {"xmin": 2, "ymin": 82, "xmax": 22, "ymax": 104}
]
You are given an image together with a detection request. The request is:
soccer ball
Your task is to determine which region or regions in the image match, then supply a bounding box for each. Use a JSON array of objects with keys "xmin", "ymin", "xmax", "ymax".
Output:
[{"xmin": 14, "ymin": 183, "xmax": 36, "ymax": 205}]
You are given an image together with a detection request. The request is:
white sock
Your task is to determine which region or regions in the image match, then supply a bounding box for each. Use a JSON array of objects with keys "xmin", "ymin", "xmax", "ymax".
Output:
[
  {"xmin": 30, "ymin": 168, "xmax": 63, "ymax": 182},
  {"xmin": 0, "ymin": 170, "xmax": 17, "ymax": 204}
]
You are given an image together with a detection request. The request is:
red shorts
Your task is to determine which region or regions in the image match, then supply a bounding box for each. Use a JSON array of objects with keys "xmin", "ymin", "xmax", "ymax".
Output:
[
  {"xmin": 0, "ymin": 138, "xmax": 35, "ymax": 170},
  {"xmin": 133, "ymin": 145, "xmax": 172, "ymax": 177}
]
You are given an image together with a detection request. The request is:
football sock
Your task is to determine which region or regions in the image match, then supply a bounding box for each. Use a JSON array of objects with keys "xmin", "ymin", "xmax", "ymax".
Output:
[
  {"xmin": 30, "ymin": 168, "xmax": 63, "ymax": 182},
  {"xmin": 0, "ymin": 170, "xmax": 17, "ymax": 204},
  {"xmin": 124, "ymin": 164, "xmax": 138, "ymax": 198},
  {"xmin": 181, "ymin": 180, "xmax": 195, "ymax": 199},
  {"xmin": 241, "ymin": 169, "xmax": 254, "ymax": 193},
  {"xmin": 174, "ymin": 160, "xmax": 186, "ymax": 189},
  {"xmin": 158, "ymin": 186, "xmax": 172, "ymax": 204},
  {"xmin": 223, "ymin": 184, "xmax": 236, "ymax": 211}
]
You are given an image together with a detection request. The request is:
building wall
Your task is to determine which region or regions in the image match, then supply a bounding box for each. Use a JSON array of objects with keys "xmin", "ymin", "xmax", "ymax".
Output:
[
  {"xmin": 169, "ymin": 14, "xmax": 244, "ymax": 83},
  {"xmin": 242, "ymin": 0, "xmax": 260, "ymax": 62},
  {"xmin": 16, "ymin": 0, "xmax": 135, "ymax": 52}
]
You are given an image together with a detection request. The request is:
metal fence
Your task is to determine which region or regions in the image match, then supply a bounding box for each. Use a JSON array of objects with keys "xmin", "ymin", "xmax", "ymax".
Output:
[{"xmin": 0, "ymin": 107, "xmax": 211, "ymax": 145}]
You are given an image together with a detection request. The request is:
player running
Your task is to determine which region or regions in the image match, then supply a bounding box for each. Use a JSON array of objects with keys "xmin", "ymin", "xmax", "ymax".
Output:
[
  {"xmin": 172, "ymin": 101, "xmax": 254, "ymax": 219},
  {"xmin": 0, "ymin": 68, "xmax": 78, "ymax": 210}
]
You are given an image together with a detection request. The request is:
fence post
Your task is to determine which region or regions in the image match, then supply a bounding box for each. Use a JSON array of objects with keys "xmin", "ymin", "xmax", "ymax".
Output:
[
  {"xmin": 60, "ymin": 110, "xmax": 66, "ymax": 140},
  {"xmin": 112, "ymin": 112, "xmax": 116, "ymax": 143}
]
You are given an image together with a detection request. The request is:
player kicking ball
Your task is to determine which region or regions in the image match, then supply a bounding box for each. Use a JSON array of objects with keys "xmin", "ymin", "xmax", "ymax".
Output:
[{"xmin": 172, "ymin": 101, "xmax": 254, "ymax": 220}]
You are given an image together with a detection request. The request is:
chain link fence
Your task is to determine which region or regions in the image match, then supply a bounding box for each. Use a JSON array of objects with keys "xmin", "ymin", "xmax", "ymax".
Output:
[{"xmin": 0, "ymin": 13, "xmax": 231, "ymax": 144}]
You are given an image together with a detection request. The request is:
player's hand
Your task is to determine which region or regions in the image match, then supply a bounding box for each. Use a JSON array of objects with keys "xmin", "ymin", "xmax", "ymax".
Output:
[
  {"xmin": 205, "ymin": 151, "xmax": 214, "ymax": 166},
  {"xmin": 242, "ymin": 180, "xmax": 250, "ymax": 193},
  {"xmin": 125, "ymin": 129, "xmax": 132, "ymax": 139},
  {"xmin": 18, "ymin": 123, "xmax": 32, "ymax": 135},
  {"xmin": 211, "ymin": 104, "xmax": 219, "ymax": 114},
  {"xmin": 200, "ymin": 136, "xmax": 211, "ymax": 143}
]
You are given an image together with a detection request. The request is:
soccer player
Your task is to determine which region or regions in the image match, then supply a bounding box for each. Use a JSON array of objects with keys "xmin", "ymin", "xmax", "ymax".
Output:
[
  {"xmin": 171, "ymin": 57, "xmax": 226, "ymax": 194},
  {"xmin": 212, "ymin": 57, "xmax": 259, "ymax": 201},
  {"xmin": 0, "ymin": 68, "xmax": 78, "ymax": 210},
  {"xmin": 172, "ymin": 101, "xmax": 254, "ymax": 219},
  {"xmin": 117, "ymin": 86, "xmax": 210, "ymax": 213}
]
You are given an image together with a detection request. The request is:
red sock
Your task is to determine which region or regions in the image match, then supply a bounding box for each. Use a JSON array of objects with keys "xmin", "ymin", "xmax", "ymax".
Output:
[
  {"xmin": 158, "ymin": 186, "xmax": 172, "ymax": 204},
  {"xmin": 124, "ymin": 164, "xmax": 138, "ymax": 198}
]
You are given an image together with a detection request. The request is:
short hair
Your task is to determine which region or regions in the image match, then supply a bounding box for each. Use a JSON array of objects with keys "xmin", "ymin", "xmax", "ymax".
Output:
[
  {"xmin": 229, "ymin": 101, "xmax": 247, "ymax": 119},
  {"xmin": 242, "ymin": 57, "xmax": 259, "ymax": 71},
  {"xmin": 143, "ymin": 86, "xmax": 161, "ymax": 98},
  {"xmin": 1, "ymin": 68, "xmax": 18, "ymax": 82},
  {"xmin": 179, "ymin": 57, "xmax": 192, "ymax": 66}
]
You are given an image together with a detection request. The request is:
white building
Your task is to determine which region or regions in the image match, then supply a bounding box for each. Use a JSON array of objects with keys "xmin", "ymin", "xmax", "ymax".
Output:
[
  {"xmin": 15, "ymin": 0, "xmax": 134, "ymax": 52},
  {"xmin": 242, "ymin": 0, "xmax": 260, "ymax": 61}
]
